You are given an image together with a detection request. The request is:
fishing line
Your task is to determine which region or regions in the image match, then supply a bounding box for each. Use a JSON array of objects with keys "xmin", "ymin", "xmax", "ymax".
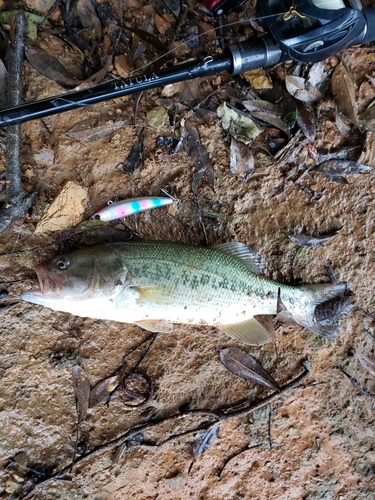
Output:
[
  {"xmin": 0, "ymin": 8, "xmax": 288, "ymax": 276},
  {"xmin": 98, "ymin": 11, "xmax": 288, "ymax": 82}
]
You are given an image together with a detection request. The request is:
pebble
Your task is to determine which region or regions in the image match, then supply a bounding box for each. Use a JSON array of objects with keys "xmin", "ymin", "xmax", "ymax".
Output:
[{"xmin": 34, "ymin": 147, "xmax": 54, "ymax": 166}]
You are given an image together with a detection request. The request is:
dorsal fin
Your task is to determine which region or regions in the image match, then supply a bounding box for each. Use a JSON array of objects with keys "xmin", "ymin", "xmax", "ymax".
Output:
[{"xmin": 211, "ymin": 242, "xmax": 263, "ymax": 275}]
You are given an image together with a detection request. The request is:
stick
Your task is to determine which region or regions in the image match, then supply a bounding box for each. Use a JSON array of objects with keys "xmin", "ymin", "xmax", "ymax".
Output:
[{"xmin": 0, "ymin": 13, "xmax": 36, "ymax": 233}]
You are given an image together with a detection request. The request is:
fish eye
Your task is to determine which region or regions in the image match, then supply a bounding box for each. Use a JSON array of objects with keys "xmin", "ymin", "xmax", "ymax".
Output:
[
  {"xmin": 56, "ymin": 258, "xmax": 70, "ymax": 270},
  {"xmin": 92, "ymin": 214, "xmax": 101, "ymax": 220}
]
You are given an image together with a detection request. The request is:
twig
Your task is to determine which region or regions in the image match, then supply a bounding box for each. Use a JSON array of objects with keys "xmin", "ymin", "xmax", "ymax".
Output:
[
  {"xmin": 106, "ymin": 332, "xmax": 157, "ymax": 406},
  {"xmin": 0, "ymin": 13, "xmax": 36, "ymax": 233},
  {"xmin": 267, "ymin": 404, "xmax": 273, "ymax": 450},
  {"xmin": 21, "ymin": 365, "xmax": 309, "ymax": 499},
  {"xmin": 218, "ymin": 444, "xmax": 261, "ymax": 478},
  {"xmin": 336, "ymin": 366, "xmax": 375, "ymax": 399}
]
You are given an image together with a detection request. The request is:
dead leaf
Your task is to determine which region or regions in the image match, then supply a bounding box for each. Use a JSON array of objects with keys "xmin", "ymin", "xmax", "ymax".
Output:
[
  {"xmin": 178, "ymin": 79, "xmax": 205, "ymax": 104},
  {"xmin": 335, "ymin": 111, "xmax": 352, "ymax": 136},
  {"xmin": 147, "ymin": 106, "xmax": 169, "ymax": 131},
  {"xmin": 67, "ymin": 119, "xmax": 126, "ymax": 142},
  {"xmin": 307, "ymin": 61, "xmax": 327, "ymax": 87},
  {"xmin": 183, "ymin": 122, "xmax": 214, "ymax": 190},
  {"xmin": 76, "ymin": 56, "xmax": 113, "ymax": 89},
  {"xmin": 154, "ymin": 13, "xmax": 171, "ymax": 35},
  {"xmin": 263, "ymin": 82, "xmax": 297, "ymax": 128},
  {"xmin": 35, "ymin": 181, "xmax": 89, "ymax": 233},
  {"xmin": 242, "ymin": 68, "xmax": 272, "ymax": 90},
  {"xmin": 314, "ymin": 160, "xmax": 371, "ymax": 183},
  {"xmin": 288, "ymin": 229, "xmax": 340, "ymax": 247},
  {"xmin": 127, "ymin": 25, "xmax": 166, "ymax": 52},
  {"xmin": 242, "ymin": 100, "xmax": 282, "ymax": 116},
  {"xmin": 191, "ymin": 424, "xmax": 220, "ymax": 457},
  {"xmin": 191, "ymin": 168, "xmax": 205, "ymax": 195},
  {"xmin": 220, "ymin": 347, "xmax": 281, "ymax": 391},
  {"xmin": 295, "ymin": 100, "xmax": 316, "ymax": 142},
  {"xmin": 89, "ymin": 374, "xmax": 120, "ymax": 408},
  {"xmin": 358, "ymin": 106, "xmax": 375, "ymax": 131},
  {"xmin": 229, "ymin": 137, "xmax": 254, "ymax": 179},
  {"xmin": 124, "ymin": 128, "xmax": 145, "ymax": 174},
  {"xmin": 77, "ymin": 0, "xmax": 102, "ymax": 41},
  {"xmin": 66, "ymin": 117, "xmax": 98, "ymax": 138},
  {"xmin": 217, "ymin": 102, "xmax": 263, "ymax": 143},
  {"xmin": 72, "ymin": 365, "xmax": 90, "ymax": 423},
  {"xmin": 331, "ymin": 63, "xmax": 357, "ymax": 126},
  {"xmin": 285, "ymin": 75, "xmax": 322, "ymax": 103},
  {"xmin": 25, "ymin": 46, "xmax": 80, "ymax": 89},
  {"xmin": 243, "ymin": 106, "xmax": 291, "ymax": 138}
]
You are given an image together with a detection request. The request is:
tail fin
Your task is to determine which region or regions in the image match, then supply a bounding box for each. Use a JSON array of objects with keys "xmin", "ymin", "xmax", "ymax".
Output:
[{"xmin": 279, "ymin": 283, "xmax": 354, "ymax": 339}]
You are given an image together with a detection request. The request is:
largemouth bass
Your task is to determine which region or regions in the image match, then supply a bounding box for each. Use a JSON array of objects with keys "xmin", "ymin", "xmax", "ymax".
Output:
[{"xmin": 21, "ymin": 241, "xmax": 349, "ymax": 344}]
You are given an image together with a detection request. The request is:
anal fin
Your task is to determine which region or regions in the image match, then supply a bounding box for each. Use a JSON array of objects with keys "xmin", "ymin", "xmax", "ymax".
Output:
[
  {"xmin": 222, "ymin": 317, "xmax": 271, "ymax": 345},
  {"xmin": 134, "ymin": 319, "xmax": 174, "ymax": 333}
]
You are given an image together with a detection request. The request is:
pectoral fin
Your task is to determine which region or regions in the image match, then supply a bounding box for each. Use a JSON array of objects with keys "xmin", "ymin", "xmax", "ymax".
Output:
[
  {"xmin": 222, "ymin": 317, "xmax": 271, "ymax": 345},
  {"xmin": 134, "ymin": 319, "xmax": 174, "ymax": 333}
]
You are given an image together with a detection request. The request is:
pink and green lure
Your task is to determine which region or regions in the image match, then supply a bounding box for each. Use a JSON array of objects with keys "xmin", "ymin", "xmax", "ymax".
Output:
[{"xmin": 91, "ymin": 196, "xmax": 175, "ymax": 222}]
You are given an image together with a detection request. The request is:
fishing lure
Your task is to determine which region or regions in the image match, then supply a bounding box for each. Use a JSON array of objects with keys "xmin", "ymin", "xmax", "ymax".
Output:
[{"xmin": 91, "ymin": 194, "xmax": 177, "ymax": 222}]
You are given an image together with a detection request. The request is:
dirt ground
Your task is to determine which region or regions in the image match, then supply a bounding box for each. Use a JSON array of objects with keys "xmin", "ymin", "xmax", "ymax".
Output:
[{"xmin": 1, "ymin": 1, "xmax": 375, "ymax": 499}]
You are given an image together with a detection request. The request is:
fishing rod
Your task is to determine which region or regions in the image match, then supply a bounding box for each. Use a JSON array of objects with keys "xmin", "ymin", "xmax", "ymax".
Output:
[{"xmin": 0, "ymin": 0, "xmax": 374, "ymax": 127}]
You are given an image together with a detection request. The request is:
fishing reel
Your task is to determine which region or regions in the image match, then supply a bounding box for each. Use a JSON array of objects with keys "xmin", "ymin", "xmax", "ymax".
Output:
[{"xmin": 205, "ymin": 0, "xmax": 375, "ymax": 63}]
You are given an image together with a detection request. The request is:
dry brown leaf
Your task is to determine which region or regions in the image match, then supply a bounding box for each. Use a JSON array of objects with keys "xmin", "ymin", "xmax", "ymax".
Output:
[
  {"xmin": 220, "ymin": 347, "xmax": 280, "ymax": 391},
  {"xmin": 184, "ymin": 121, "xmax": 214, "ymax": 190},
  {"xmin": 89, "ymin": 374, "xmax": 120, "ymax": 408},
  {"xmin": 35, "ymin": 181, "xmax": 89, "ymax": 233},
  {"xmin": 314, "ymin": 160, "xmax": 371, "ymax": 184},
  {"xmin": 77, "ymin": 0, "xmax": 102, "ymax": 41},
  {"xmin": 243, "ymin": 68, "xmax": 272, "ymax": 90},
  {"xmin": 229, "ymin": 138, "xmax": 254, "ymax": 179},
  {"xmin": 25, "ymin": 46, "xmax": 80, "ymax": 89},
  {"xmin": 288, "ymin": 229, "xmax": 340, "ymax": 247},
  {"xmin": 295, "ymin": 100, "xmax": 316, "ymax": 142},
  {"xmin": 72, "ymin": 365, "xmax": 90, "ymax": 424},
  {"xmin": 285, "ymin": 75, "xmax": 322, "ymax": 103},
  {"xmin": 154, "ymin": 13, "xmax": 171, "ymax": 35},
  {"xmin": 331, "ymin": 63, "xmax": 358, "ymax": 126}
]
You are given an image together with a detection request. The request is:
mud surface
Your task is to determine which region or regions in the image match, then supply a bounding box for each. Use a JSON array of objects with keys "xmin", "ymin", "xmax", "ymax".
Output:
[{"xmin": 1, "ymin": 1, "xmax": 375, "ymax": 499}]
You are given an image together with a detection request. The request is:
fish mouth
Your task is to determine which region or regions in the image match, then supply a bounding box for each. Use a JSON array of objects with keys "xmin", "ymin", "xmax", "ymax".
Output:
[
  {"xmin": 21, "ymin": 265, "xmax": 64, "ymax": 303},
  {"xmin": 32, "ymin": 264, "xmax": 64, "ymax": 295}
]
